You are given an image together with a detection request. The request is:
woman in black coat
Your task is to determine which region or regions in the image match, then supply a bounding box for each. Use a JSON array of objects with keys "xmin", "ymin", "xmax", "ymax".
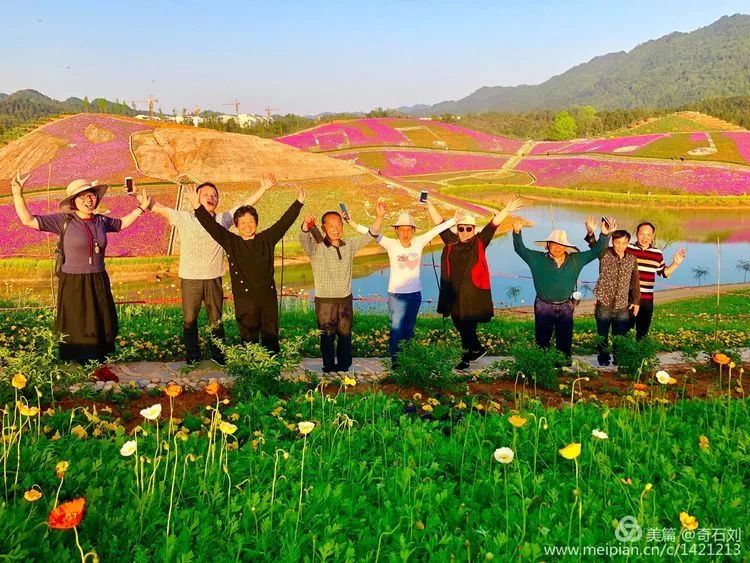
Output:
[{"xmin": 429, "ymin": 196, "xmax": 523, "ymax": 370}]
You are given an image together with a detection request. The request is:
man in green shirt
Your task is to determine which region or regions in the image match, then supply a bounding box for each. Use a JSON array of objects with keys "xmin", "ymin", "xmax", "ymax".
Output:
[{"xmin": 512, "ymin": 218, "xmax": 612, "ymax": 359}]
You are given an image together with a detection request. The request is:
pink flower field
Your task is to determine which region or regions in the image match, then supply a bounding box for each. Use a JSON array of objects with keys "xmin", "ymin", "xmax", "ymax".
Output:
[
  {"xmin": 334, "ymin": 149, "xmax": 509, "ymax": 176},
  {"xmin": 23, "ymin": 114, "xmax": 152, "ymax": 190},
  {"xmin": 0, "ymin": 189, "xmax": 176, "ymax": 258},
  {"xmin": 723, "ymin": 132, "xmax": 750, "ymax": 165},
  {"xmin": 277, "ymin": 118, "xmax": 522, "ymax": 153},
  {"xmin": 529, "ymin": 134, "xmax": 667, "ymax": 156},
  {"xmin": 517, "ymin": 157, "xmax": 750, "ymax": 195}
]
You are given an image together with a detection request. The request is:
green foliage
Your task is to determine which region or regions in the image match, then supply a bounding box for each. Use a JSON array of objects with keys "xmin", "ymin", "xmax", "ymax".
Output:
[
  {"xmin": 219, "ymin": 337, "xmax": 303, "ymax": 399},
  {"xmin": 390, "ymin": 338, "xmax": 461, "ymax": 389},
  {"xmin": 549, "ymin": 111, "xmax": 578, "ymax": 140},
  {"xmin": 612, "ymin": 335, "xmax": 660, "ymax": 380},
  {"xmin": 500, "ymin": 343, "xmax": 567, "ymax": 390}
]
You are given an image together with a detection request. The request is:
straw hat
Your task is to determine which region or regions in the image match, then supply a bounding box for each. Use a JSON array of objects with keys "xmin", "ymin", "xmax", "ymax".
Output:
[
  {"xmin": 59, "ymin": 179, "xmax": 108, "ymax": 212},
  {"xmin": 455, "ymin": 213, "xmax": 477, "ymax": 226},
  {"xmin": 534, "ymin": 229, "xmax": 579, "ymax": 253},
  {"xmin": 392, "ymin": 212, "xmax": 416, "ymax": 228}
]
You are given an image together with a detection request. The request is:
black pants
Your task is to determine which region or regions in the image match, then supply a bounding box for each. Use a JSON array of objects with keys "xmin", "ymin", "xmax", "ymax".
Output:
[
  {"xmin": 235, "ymin": 287, "xmax": 280, "ymax": 355},
  {"xmin": 315, "ymin": 295, "xmax": 353, "ymax": 372},
  {"xmin": 181, "ymin": 278, "xmax": 225, "ymax": 362},
  {"xmin": 451, "ymin": 315, "xmax": 481, "ymax": 360},
  {"xmin": 594, "ymin": 302, "xmax": 630, "ymax": 365},
  {"xmin": 534, "ymin": 297, "xmax": 574, "ymax": 358},
  {"xmin": 630, "ymin": 299, "xmax": 654, "ymax": 340}
]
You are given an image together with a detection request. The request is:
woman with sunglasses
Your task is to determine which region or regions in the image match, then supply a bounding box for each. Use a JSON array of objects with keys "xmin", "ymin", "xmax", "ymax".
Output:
[
  {"xmin": 11, "ymin": 172, "xmax": 152, "ymax": 363},
  {"xmin": 429, "ymin": 196, "xmax": 523, "ymax": 370}
]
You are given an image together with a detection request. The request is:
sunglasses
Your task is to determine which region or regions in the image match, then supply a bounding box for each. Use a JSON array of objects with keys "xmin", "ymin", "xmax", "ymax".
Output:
[{"xmin": 457, "ymin": 226, "xmax": 474, "ymax": 233}]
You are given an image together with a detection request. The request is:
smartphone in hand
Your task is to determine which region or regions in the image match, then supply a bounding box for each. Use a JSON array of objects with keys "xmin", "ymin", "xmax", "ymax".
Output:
[
  {"xmin": 125, "ymin": 177, "xmax": 134, "ymax": 194},
  {"xmin": 339, "ymin": 203, "xmax": 350, "ymax": 220},
  {"xmin": 601, "ymin": 216, "xmax": 610, "ymax": 229},
  {"xmin": 419, "ymin": 191, "xmax": 428, "ymax": 205}
]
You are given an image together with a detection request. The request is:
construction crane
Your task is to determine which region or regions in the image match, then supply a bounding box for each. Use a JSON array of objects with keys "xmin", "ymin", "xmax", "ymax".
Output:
[
  {"xmin": 223, "ymin": 99, "xmax": 241, "ymax": 115},
  {"xmin": 264, "ymin": 106, "xmax": 279, "ymax": 119},
  {"xmin": 131, "ymin": 95, "xmax": 159, "ymax": 119}
]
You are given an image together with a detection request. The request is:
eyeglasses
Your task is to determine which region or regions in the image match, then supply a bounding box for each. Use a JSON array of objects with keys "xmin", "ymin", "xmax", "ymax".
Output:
[
  {"xmin": 457, "ymin": 226, "xmax": 474, "ymax": 233},
  {"xmin": 76, "ymin": 192, "xmax": 97, "ymax": 200}
]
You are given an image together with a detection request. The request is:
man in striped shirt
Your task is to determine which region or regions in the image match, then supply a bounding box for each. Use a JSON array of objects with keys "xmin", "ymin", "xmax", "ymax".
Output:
[{"xmin": 587, "ymin": 220, "xmax": 685, "ymax": 340}]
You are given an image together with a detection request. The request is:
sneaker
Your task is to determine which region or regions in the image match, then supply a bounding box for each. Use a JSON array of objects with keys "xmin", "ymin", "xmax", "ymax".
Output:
[
  {"xmin": 455, "ymin": 360, "xmax": 470, "ymax": 371},
  {"xmin": 467, "ymin": 347, "xmax": 487, "ymax": 362}
]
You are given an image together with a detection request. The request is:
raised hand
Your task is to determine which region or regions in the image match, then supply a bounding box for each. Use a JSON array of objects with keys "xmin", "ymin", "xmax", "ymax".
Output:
[
  {"xmin": 673, "ymin": 248, "xmax": 686, "ymax": 265},
  {"xmin": 376, "ymin": 200, "xmax": 387, "ymax": 218},
  {"xmin": 512, "ymin": 217, "xmax": 525, "ymax": 233},
  {"xmin": 302, "ymin": 213, "xmax": 316, "ymax": 232},
  {"xmin": 502, "ymin": 195, "xmax": 523, "ymax": 215},
  {"xmin": 136, "ymin": 191, "xmax": 153, "ymax": 210},
  {"xmin": 186, "ymin": 185, "xmax": 200, "ymax": 209},
  {"xmin": 11, "ymin": 172, "xmax": 31, "ymax": 196},
  {"xmin": 585, "ymin": 215, "xmax": 597, "ymax": 235},
  {"xmin": 296, "ymin": 186, "xmax": 306, "ymax": 203},
  {"xmin": 260, "ymin": 172, "xmax": 277, "ymax": 192}
]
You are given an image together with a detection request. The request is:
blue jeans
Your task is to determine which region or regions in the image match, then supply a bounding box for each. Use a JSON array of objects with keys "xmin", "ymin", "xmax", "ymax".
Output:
[
  {"xmin": 595, "ymin": 302, "xmax": 630, "ymax": 365},
  {"xmin": 388, "ymin": 292, "xmax": 422, "ymax": 363},
  {"xmin": 534, "ymin": 297, "xmax": 574, "ymax": 359}
]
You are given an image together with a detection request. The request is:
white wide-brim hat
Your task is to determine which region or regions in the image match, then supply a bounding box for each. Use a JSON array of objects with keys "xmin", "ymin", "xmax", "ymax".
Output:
[
  {"xmin": 455, "ymin": 213, "xmax": 477, "ymax": 226},
  {"xmin": 59, "ymin": 179, "xmax": 108, "ymax": 212},
  {"xmin": 534, "ymin": 229, "xmax": 579, "ymax": 253},
  {"xmin": 392, "ymin": 212, "xmax": 416, "ymax": 228}
]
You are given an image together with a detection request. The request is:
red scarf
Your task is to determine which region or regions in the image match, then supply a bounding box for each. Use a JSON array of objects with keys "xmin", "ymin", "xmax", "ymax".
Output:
[{"xmin": 445, "ymin": 238, "xmax": 490, "ymax": 290}]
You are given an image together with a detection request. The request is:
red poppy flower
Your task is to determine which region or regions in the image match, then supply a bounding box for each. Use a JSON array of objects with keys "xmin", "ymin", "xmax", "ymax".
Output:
[{"xmin": 48, "ymin": 498, "xmax": 86, "ymax": 529}]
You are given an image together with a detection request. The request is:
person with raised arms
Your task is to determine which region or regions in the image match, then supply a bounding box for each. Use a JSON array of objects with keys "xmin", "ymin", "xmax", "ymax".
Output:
[
  {"xmin": 11, "ymin": 172, "xmax": 152, "ymax": 363},
  {"xmin": 189, "ymin": 183, "xmax": 305, "ymax": 355},
  {"xmin": 300, "ymin": 203, "xmax": 385, "ymax": 373},
  {"xmin": 429, "ymin": 196, "xmax": 523, "ymax": 371},
  {"xmin": 513, "ymin": 215, "xmax": 612, "ymax": 362},
  {"xmin": 149, "ymin": 175, "xmax": 277, "ymax": 364}
]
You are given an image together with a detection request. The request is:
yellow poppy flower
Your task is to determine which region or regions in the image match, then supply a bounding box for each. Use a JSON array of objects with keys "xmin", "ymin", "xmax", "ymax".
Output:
[
  {"xmin": 508, "ymin": 415, "xmax": 528, "ymax": 428},
  {"xmin": 55, "ymin": 461, "xmax": 69, "ymax": 479},
  {"xmin": 11, "ymin": 374, "xmax": 27, "ymax": 390},
  {"xmin": 679, "ymin": 511, "xmax": 698, "ymax": 530},
  {"xmin": 219, "ymin": 421, "xmax": 237, "ymax": 435},
  {"xmin": 24, "ymin": 489, "xmax": 42, "ymax": 502},
  {"xmin": 298, "ymin": 421, "xmax": 315, "ymax": 435},
  {"xmin": 559, "ymin": 443, "xmax": 582, "ymax": 460}
]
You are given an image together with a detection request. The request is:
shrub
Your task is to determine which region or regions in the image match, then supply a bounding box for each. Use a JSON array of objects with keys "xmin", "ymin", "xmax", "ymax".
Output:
[
  {"xmin": 390, "ymin": 339, "xmax": 461, "ymax": 390},
  {"xmin": 612, "ymin": 335, "xmax": 660, "ymax": 380},
  {"xmin": 218, "ymin": 337, "xmax": 303, "ymax": 399},
  {"xmin": 500, "ymin": 344, "xmax": 567, "ymax": 390}
]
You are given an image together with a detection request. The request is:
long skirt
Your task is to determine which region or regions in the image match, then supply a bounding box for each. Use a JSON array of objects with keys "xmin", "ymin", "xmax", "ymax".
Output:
[{"xmin": 55, "ymin": 271, "xmax": 118, "ymax": 362}]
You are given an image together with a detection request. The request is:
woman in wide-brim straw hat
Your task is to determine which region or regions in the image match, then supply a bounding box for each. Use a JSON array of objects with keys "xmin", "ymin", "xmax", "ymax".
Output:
[
  {"xmin": 11, "ymin": 172, "xmax": 153, "ymax": 362},
  {"xmin": 429, "ymin": 196, "xmax": 523, "ymax": 370},
  {"xmin": 370, "ymin": 198, "xmax": 457, "ymax": 368},
  {"xmin": 512, "ymin": 217, "xmax": 613, "ymax": 361}
]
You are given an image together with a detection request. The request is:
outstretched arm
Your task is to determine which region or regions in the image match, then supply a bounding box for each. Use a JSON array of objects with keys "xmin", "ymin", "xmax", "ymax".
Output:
[
  {"xmin": 664, "ymin": 248, "xmax": 686, "ymax": 278},
  {"xmin": 263, "ymin": 187, "xmax": 305, "ymax": 244},
  {"xmin": 511, "ymin": 218, "xmax": 533, "ymax": 264},
  {"xmin": 11, "ymin": 172, "xmax": 40, "ymax": 230},
  {"xmin": 491, "ymin": 195, "xmax": 523, "ymax": 227},
  {"xmin": 119, "ymin": 191, "xmax": 153, "ymax": 230},
  {"xmin": 577, "ymin": 218, "xmax": 614, "ymax": 265}
]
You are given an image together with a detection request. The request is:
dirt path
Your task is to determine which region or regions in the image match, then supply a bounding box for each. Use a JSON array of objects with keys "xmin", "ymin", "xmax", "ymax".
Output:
[{"xmin": 508, "ymin": 282, "xmax": 750, "ymax": 315}]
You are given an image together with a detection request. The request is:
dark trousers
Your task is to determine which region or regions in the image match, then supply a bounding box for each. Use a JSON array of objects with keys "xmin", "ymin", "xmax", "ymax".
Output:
[
  {"xmin": 451, "ymin": 315, "xmax": 481, "ymax": 360},
  {"xmin": 235, "ymin": 288, "xmax": 280, "ymax": 355},
  {"xmin": 315, "ymin": 295, "xmax": 353, "ymax": 372},
  {"xmin": 630, "ymin": 299, "xmax": 654, "ymax": 340},
  {"xmin": 180, "ymin": 278, "xmax": 225, "ymax": 362},
  {"xmin": 534, "ymin": 297, "xmax": 574, "ymax": 358},
  {"xmin": 388, "ymin": 292, "xmax": 421, "ymax": 363},
  {"xmin": 594, "ymin": 302, "xmax": 630, "ymax": 365}
]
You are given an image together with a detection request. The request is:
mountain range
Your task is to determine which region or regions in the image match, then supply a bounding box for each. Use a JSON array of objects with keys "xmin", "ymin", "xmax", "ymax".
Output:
[{"xmin": 401, "ymin": 14, "xmax": 750, "ymax": 115}]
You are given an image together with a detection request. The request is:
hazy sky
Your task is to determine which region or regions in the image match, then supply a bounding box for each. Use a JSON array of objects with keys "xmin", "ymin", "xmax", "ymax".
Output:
[{"xmin": 2, "ymin": 0, "xmax": 748, "ymax": 115}]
